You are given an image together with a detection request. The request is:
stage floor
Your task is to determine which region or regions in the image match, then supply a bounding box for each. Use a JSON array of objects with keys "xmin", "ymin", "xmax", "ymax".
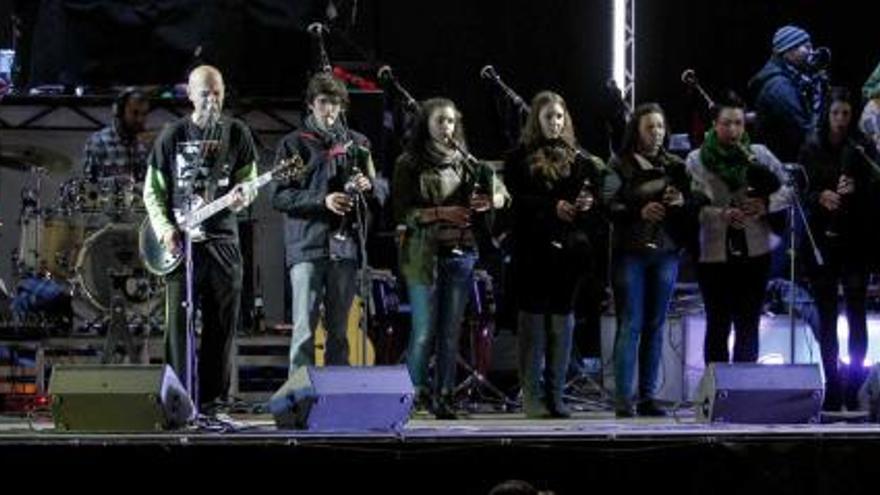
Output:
[
  {"xmin": 2, "ymin": 409, "xmax": 878, "ymax": 442},
  {"xmin": 2, "ymin": 410, "xmax": 879, "ymax": 494}
]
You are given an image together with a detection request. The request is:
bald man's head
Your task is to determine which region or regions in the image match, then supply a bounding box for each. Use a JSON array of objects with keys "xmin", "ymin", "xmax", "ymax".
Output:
[{"xmin": 188, "ymin": 65, "xmax": 225, "ymax": 127}]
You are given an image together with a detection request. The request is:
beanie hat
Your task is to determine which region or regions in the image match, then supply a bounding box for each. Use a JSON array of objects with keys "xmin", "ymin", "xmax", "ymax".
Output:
[{"xmin": 772, "ymin": 25, "xmax": 811, "ymax": 55}]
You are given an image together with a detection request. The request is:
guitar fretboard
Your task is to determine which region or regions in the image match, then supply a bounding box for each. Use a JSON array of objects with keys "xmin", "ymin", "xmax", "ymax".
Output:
[{"xmin": 183, "ymin": 172, "xmax": 275, "ymax": 229}]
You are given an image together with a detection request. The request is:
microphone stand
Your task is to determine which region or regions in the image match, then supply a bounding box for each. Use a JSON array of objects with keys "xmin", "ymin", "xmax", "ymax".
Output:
[
  {"xmin": 308, "ymin": 23, "xmax": 333, "ymax": 74},
  {"xmin": 338, "ymin": 113, "xmax": 373, "ymax": 366},
  {"xmin": 783, "ymin": 164, "xmax": 823, "ymax": 365},
  {"xmin": 183, "ymin": 109, "xmax": 221, "ymax": 414},
  {"xmin": 377, "ymin": 66, "xmax": 420, "ymax": 115},
  {"xmin": 480, "ymin": 65, "xmax": 530, "ymax": 117},
  {"xmin": 354, "ymin": 188, "xmax": 371, "ymax": 366}
]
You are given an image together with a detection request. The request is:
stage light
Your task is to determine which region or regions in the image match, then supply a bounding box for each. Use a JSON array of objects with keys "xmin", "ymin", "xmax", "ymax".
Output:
[
  {"xmin": 612, "ymin": 0, "xmax": 626, "ymax": 91},
  {"xmin": 835, "ymin": 315, "xmax": 880, "ymax": 367}
]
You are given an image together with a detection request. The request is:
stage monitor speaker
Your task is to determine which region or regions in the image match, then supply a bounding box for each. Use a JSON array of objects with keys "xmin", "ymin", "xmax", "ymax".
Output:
[
  {"xmin": 695, "ymin": 363, "xmax": 823, "ymax": 424},
  {"xmin": 49, "ymin": 364, "xmax": 194, "ymax": 431},
  {"xmin": 268, "ymin": 365, "xmax": 413, "ymax": 431}
]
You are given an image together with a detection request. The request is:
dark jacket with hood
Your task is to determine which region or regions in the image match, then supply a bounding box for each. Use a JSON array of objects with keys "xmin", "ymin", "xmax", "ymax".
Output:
[{"xmin": 749, "ymin": 56, "xmax": 820, "ymax": 162}]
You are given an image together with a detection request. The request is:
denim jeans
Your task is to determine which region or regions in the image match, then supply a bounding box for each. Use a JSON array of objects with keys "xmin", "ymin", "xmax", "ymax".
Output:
[
  {"xmin": 406, "ymin": 252, "xmax": 476, "ymax": 395},
  {"xmin": 612, "ymin": 250, "xmax": 679, "ymax": 405},
  {"xmin": 289, "ymin": 259, "xmax": 358, "ymax": 373}
]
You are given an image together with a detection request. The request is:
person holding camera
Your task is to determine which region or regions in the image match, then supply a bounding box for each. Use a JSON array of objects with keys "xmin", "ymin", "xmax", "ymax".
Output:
[{"xmin": 748, "ymin": 25, "xmax": 829, "ymax": 162}]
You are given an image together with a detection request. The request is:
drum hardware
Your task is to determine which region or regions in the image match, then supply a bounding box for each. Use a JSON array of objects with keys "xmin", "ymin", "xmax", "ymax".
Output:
[
  {"xmin": 0, "ymin": 144, "xmax": 72, "ymax": 174},
  {"xmin": 453, "ymin": 270, "xmax": 515, "ymax": 411},
  {"xmin": 101, "ymin": 269, "xmax": 141, "ymax": 364},
  {"xmin": 366, "ymin": 268, "xmax": 405, "ymax": 365},
  {"xmin": 49, "ymin": 220, "xmax": 162, "ymax": 335}
]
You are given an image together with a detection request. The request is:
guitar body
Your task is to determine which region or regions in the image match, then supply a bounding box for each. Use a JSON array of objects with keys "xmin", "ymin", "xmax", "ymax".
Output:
[
  {"xmin": 138, "ymin": 156, "xmax": 305, "ymax": 277},
  {"xmin": 314, "ymin": 295, "xmax": 376, "ymax": 366},
  {"xmin": 139, "ymin": 216, "xmax": 183, "ymax": 276}
]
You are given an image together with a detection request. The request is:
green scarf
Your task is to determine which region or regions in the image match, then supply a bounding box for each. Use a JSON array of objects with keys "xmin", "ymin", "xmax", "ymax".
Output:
[
  {"xmin": 863, "ymin": 61, "xmax": 880, "ymax": 100},
  {"xmin": 700, "ymin": 129, "xmax": 754, "ymax": 190}
]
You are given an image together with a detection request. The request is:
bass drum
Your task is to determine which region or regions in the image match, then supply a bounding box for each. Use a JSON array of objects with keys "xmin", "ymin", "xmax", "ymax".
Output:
[{"xmin": 73, "ymin": 223, "xmax": 164, "ymax": 323}]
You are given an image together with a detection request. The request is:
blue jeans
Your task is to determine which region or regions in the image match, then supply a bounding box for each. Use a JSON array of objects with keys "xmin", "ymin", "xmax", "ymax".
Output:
[
  {"xmin": 612, "ymin": 250, "xmax": 679, "ymax": 405},
  {"xmin": 406, "ymin": 253, "xmax": 476, "ymax": 395},
  {"xmin": 289, "ymin": 259, "xmax": 358, "ymax": 373}
]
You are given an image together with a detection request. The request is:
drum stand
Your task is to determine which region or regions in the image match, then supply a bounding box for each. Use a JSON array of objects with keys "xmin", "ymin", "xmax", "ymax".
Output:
[
  {"xmin": 453, "ymin": 275, "xmax": 516, "ymax": 412},
  {"xmin": 100, "ymin": 269, "xmax": 140, "ymax": 363},
  {"xmin": 353, "ymin": 190, "xmax": 373, "ymax": 366},
  {"xmin": 563, "ymin": 355, "xmax": 611, "ymax": 411}
]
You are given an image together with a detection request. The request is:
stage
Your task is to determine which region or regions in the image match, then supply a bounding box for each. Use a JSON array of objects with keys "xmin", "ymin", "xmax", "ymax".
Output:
[{"xmin": 1, "ymin": 410, "xmax": 878, "ymax": 494}]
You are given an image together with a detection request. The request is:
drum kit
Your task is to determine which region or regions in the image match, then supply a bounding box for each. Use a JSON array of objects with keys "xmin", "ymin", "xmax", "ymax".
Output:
[{"xmin": 2, "ymin": 145, "xmax": 163, "ymax": 335}]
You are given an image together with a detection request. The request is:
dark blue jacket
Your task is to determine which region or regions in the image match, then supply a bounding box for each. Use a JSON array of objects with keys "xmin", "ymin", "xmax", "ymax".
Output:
[
  {"xmin": 271, "ymin": 128, "xmax": 371, "ymax": 266},
  {"xmin": 749, "ymin": 57, "xmax": 816, "ymax": 162}
]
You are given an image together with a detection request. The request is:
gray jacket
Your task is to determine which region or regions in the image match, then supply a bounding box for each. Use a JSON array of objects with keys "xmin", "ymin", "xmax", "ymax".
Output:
[{"xmin": 685, "ymin": 144, "xmax": 792, "ymax": 263}]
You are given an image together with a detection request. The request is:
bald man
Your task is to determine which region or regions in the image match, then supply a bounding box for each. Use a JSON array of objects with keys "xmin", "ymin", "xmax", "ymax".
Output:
[{"xmin": 143, "ymin": 65, "xmax": 259, "ymax": 413}]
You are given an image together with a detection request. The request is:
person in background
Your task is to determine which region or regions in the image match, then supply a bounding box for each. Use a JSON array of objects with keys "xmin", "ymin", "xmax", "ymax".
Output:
[{"xmin": 800, "ymin": 87, "xmax": 876, "ymax": 411}]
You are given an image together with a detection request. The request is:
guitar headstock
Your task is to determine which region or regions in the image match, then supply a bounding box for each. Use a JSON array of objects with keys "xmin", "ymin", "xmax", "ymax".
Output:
[{"xmin": 274, "ymin": 155, "xmax": 308, "ymax": 182}]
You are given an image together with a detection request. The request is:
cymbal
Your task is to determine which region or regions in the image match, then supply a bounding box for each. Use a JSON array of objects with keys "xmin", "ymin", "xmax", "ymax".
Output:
[{"xmin": 0, "ymin": 144, "xmax": 73, "ymax": 173}]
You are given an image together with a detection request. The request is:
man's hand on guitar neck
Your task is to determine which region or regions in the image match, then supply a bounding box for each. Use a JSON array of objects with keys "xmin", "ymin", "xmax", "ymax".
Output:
[{"xmin": 230, "ymin": 183, "xmax": 256, "ymax": 212}]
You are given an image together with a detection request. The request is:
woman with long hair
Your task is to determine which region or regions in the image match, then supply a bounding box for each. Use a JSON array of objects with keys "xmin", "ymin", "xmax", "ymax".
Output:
[
  {"xmin": 800, "ymin": 87, "xmax": 875, "ymax": 411},
  {"xmin": 505, "ymin": 91, "xmax": 606, "ymax": 418},
  {"xmin": 605, "ymin": 103, "xmax": 693, "ymax": 417},
  {"xmin": 392, "ymin": 98, "xmax": 495, "ymax": 419}
]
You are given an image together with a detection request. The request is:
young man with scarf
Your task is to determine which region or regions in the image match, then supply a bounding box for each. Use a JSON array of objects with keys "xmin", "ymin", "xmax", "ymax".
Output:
[
  {"xmin": 686, "ymin": 93, "xmax": 791, "ymax": 364},
  {"xmin": 272, "ymin": 72, "xmax": 375, "ymax": 374}
]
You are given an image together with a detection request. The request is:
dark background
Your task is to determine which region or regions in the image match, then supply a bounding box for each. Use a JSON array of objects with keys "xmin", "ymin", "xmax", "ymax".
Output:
[{"xmin": 3, "ymin": 0, "xmax": 879, "ymax": 159}]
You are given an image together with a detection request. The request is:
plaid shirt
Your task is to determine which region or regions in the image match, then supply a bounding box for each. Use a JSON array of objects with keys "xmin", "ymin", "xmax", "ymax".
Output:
[{"xmin": 82, "ymin": 124, "xmax": 149, "ymax": 180}]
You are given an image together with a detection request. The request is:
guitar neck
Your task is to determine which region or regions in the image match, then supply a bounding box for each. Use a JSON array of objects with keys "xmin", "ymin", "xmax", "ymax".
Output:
[{"xmin": 186, "ymin": 172, "xmax": 274, "ymax": 228}]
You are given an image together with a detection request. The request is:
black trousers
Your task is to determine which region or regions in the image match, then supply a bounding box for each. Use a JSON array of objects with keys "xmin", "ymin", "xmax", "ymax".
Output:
[
  {"xmin": 165, "ymin": 240, "xmax": 243, "ymax": 406},
  {"xmin": 697, "ymin": 255, "xmax": 771, "ymax": 364},
  {"xmin": 809, "ymin": 244, "xmax": 868, "ymax": 408}
]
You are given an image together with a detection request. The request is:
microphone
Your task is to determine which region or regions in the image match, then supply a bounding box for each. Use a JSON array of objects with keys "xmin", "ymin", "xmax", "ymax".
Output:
[
  {"xmin": 680, "ymin": 68, "xmax": 715, "ymax": 110},
  {"xmin": 680, "ymin": 69, "xmax": 696, "ymax": 85},
  {"xmin": 480, "ymin": 65, "xmax": 499, "ymax": 81},
  {"xmin": 377, "ymin": 65, "xmax": 394, "ymax": 83},
  {"xmin": 307, "ymin": 22, "xmax": 328, "ymax": 37},
  {"xmin": 376, "ymin": 65, "xmax": 419, "ymax": 112}
]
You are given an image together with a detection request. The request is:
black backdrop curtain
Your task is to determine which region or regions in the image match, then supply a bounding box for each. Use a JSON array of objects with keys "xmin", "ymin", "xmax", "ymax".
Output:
[{"xmin": 20, "ymin": 0, "xmax": 329, "ymax": 96}]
